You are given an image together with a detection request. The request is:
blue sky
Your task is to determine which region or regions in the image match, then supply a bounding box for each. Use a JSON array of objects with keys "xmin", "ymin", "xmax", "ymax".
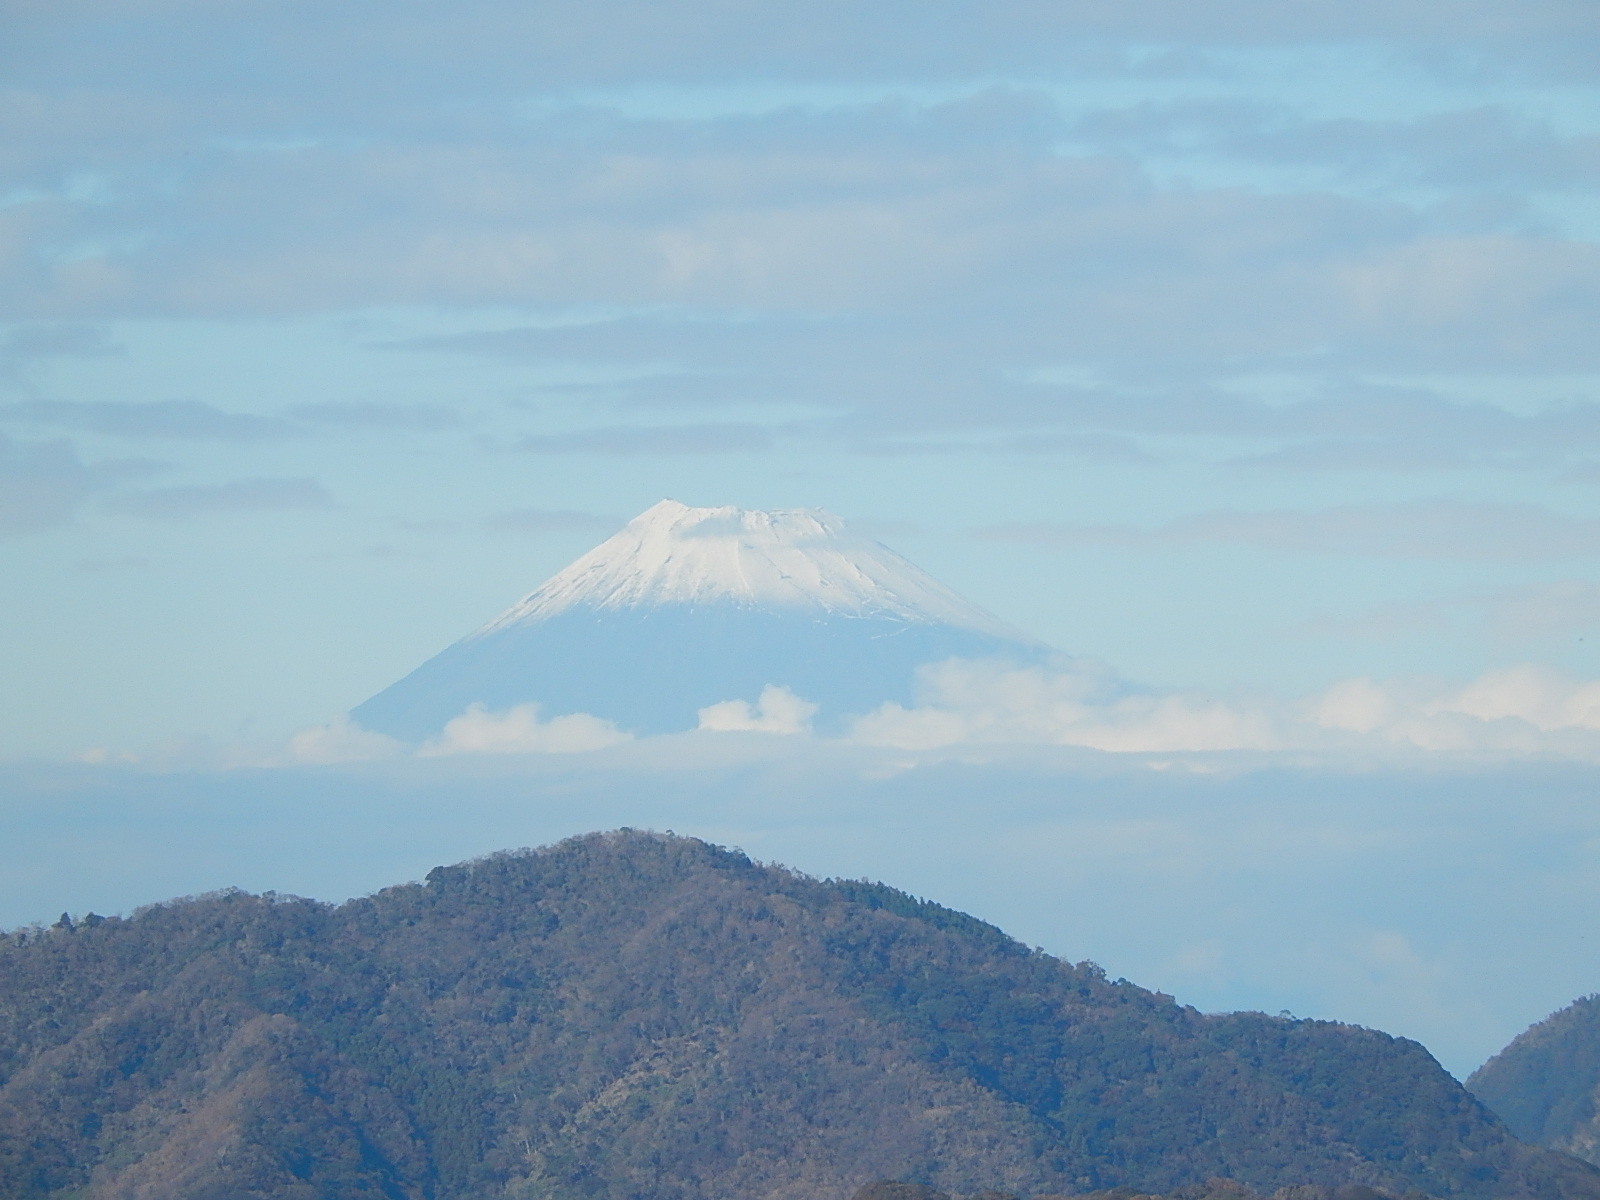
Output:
[
  {"xmin": 5, "ymin": 0, "xmax": 1600, "ymax": 755},
  {"xmin": 5, "ymin": 0, "xmax": 1600, "ymax": 1075}
]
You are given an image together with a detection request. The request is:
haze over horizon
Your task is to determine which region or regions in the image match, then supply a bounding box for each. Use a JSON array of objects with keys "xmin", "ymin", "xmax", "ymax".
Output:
[{"xmin": 5, "ymin": 0, "xmax": 1600, "ymax": 1089}]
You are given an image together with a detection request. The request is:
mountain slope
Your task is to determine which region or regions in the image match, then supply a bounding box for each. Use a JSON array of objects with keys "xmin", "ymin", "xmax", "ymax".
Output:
[
  {"xmin": 3, "ymin": 831, "xmax": 1595, "ymax": 1200},
  {"xmin": 479, "ymin": 501, "xmax": 1030, "ymax": 632},
  {"xmin": 1470, "ymin": 996, "xmax": 1600, "ymax": 1166},
  {"xmin": 351, "ymin": 501, "xmax": 1048, "ymax": 740}
]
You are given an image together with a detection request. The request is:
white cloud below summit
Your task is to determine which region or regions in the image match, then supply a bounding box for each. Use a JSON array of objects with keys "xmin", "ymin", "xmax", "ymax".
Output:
[
  {"xmin": 273, "ymin": 658, "xmax": 1600, "ymax": 766},
  {"xmin": 847, "ymin": 658, "xmax": 1600, "ymax": 758},
  {"xmin": 421, "ymin": 703, "xmax": 632, "ymax": 756}
]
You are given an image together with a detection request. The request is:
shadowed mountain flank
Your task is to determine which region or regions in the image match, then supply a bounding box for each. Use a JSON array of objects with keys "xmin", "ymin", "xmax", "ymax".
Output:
[
  {"xmin": 3, "ymin": 831, "xmax": 1596, "ymax": 1200},
  {"xmin": 1471, "ymin": 995, "xmax": 1600, "ymax": 1167}
]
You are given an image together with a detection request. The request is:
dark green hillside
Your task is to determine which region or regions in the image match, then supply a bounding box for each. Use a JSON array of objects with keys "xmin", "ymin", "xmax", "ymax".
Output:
[
  {"xmin": 1470, "ymin": 996, "xmax": 1600, "ymax": 1166},
  {"xmin": 1, "ymin": 831, "xmax": 1594, "ymax": 1200}
]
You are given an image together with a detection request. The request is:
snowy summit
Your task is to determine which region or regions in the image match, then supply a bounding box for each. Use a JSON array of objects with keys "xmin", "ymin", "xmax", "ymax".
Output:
[
  {"xmin": 352, "ymin": 500, "xmax": 1049, "ymax": 742},
  {"xmin": 478, "ymin": 499, "xmax": 1026, "ymax": 638}
]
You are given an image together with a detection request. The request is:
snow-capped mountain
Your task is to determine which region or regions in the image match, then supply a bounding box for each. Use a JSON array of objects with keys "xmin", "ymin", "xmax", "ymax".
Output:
[{"xmin": 352, "ymin": 500, "xmax": 1049, "ymax": 740}]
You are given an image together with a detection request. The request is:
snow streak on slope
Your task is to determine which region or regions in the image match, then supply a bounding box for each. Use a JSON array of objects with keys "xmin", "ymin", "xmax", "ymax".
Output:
[{"xmin": 475, "ymin": 500, "xmax": 1033, "ymax": 641}]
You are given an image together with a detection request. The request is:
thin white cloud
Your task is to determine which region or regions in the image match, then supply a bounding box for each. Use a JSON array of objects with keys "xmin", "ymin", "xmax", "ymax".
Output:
[
  {"xmin": 8, "ymin": 87, "xmax": 1598, "ymax": 391},
  {"xmin": 420, "ymin": 702, "xmax": 632, "ymax": 755},
  {"xmin": 1292, "ymin": 663, "xmax": 1600, "ymax": 755},
  {"xmin": 1437, "ymin": 664, "xmax": 1600, "ymax": 731},
  {"xmin": 116, "ymin": 656, "xmax": 1600, "ymax": 772},
  {"xmin": 698, "ymin": 685, "xmax": 820, "ymax": 734},
  {"xmin": 850, "ymin": 659, "xmax": 1281, "ymax": 753},
  {"xmin": 840, "ymin": 656, "xmax": 1600, "ymax": 761},
  {"xmin": 286, "ymin": 715, "xmax": 404, "ymax": 765}
]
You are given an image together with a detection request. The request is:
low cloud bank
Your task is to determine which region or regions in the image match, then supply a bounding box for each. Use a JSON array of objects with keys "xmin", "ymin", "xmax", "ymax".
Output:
[
  {"xmin": 850, "ymin": 659, "xmax": 1278, "ymax": 753},
  {"xmin": 280, "ymin": 704, "xmax": 630, "ymax": 765},
  {"xmin": 262, "ymin": 658, "xmax": 1600, "ymax": 767},
  {"xmin": 697, "ymin": 685, "xmax": 819, "ymax": 735},
  {"xmin": 421, "ymin": 703, "xmax": 631, "ymax": 756},
  {"xmin": 1308, "ymin": 665, "xmax": 1600, "ymax": 753},
  {"xmin": 852, "ymin": 658, "xmax": 1600, "ymax": 758},
  {"xmin": 286, "ymin": 716, "xmax": 405, "ymax": 765}
]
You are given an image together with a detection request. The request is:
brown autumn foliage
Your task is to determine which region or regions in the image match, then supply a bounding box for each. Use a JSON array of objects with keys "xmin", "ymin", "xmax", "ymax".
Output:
[{"xmin": 2, "ymin": 830, "xmax": 1598, "ymax": 1200}]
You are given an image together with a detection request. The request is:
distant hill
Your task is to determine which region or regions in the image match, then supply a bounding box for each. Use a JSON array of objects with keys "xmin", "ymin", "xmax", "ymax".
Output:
[
  {"xmin": 2, "ymin": 831, "xmax": 1595, "ymax": 1200},
  {"xmin": 1470, "ymin": 996, "xmax": 1600, "ymax": 1166}
]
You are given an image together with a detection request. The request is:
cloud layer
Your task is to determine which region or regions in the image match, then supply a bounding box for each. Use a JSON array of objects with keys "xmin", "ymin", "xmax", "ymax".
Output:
[
  {"xmin": 6, "ymin": 1, "xmax": 1598, "ymax": 474},
  {"xmin": 845, "ymin": 658, "xmax": 1600, "ymax": 760},
  {"xmin": 697, "ymin": 684, "xmax": 819, "ymax": 734},
  {"xmin": 4, "ymin": 0, "xmax": 1600, "ymax": 765},
  {"xmin": 420, "ymin": 703, "xmax": 631, "ymax": 756},
  {"xmin": 262, "ymin": 656, "xmax": 1600, "ymax": 768}
]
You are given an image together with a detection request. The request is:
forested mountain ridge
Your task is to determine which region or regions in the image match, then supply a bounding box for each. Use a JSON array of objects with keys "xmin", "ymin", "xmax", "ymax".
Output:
[
  {"xmin": 2, "ymin": 830, "xmax": 1595, "ymax": 1200},
  {"xmin": 1470, "ymin": 995, "xmax": 1600, "ymax": 1166}
]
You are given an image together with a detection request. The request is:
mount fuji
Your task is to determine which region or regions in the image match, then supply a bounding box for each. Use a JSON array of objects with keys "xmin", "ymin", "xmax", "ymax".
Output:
[{"xmin": 352, "ymin": 500, "xmax": 1051, "ymax": 741}]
